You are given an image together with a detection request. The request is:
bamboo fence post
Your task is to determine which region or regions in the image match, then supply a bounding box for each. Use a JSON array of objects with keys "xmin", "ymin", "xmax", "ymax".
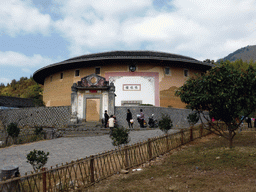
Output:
[
  {"xmin": 190, "ymin": 127, "xmax": 193, "ymax": 141},
  {"xmin": 166, "ymin": 134, "xmax": 169, "ymax": 152},
  {"xmin": 90, "ymin": 155, "xmax": 95, "ymax": 184},
  {"xmin": 42, "ymin": 167, "xmax": 46, "ymax": 192},
  {"xmin": 124, "ymin": 146, "xmax": 129, "ymax": 169},
  {"xmin": 147, "ymin": 138, "xmax": 152, "ymax": 160},
  {"xmin": 180, "ymin": 129, "xmax": 184, "ymax": 145}
]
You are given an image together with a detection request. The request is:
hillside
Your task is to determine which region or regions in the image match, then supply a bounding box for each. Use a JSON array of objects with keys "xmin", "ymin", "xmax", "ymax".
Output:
[
  {"xmin": 0, "ymin": 77, "xmax": 44, "ymax": 106},
  {"xmin": 217, "ymin": 45, "xmax": 256, "ymax": 62}
]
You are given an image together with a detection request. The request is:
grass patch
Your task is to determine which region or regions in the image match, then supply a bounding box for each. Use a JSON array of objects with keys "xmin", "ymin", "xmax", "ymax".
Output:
[{"xmin": 89, "ymin": 132, "xmax": 256, "ymax": 192}]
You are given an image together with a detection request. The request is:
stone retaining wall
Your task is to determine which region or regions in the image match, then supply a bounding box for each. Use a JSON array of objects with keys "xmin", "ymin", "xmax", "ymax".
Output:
[
  {"xmin": 114, "ymin": 106, "xmax": 206, "ymax": 129},
  {"xmin": 0, "ymin": 106, "xmax": 206, "ymax": 130},
  {"xmin": 0, "ymin": 106, "xmax": 71, "ymax": 129}
]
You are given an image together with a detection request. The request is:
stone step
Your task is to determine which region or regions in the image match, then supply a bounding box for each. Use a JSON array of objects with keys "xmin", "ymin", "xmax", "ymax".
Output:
[{"xmin": 68, "ymin": 122, "xmax": 103, "ymax": 129}]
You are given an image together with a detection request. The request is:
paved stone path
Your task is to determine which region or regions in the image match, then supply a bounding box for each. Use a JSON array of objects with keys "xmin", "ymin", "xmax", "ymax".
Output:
[{"xmin": 0, "ymin": 129, "xmax": 179, "ymax": 176}]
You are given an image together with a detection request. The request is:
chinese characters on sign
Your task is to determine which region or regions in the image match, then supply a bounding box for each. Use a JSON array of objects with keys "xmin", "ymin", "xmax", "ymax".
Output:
[{"xmin": 123, "ymin": 84, "xmax": 141, "ymax": 91}]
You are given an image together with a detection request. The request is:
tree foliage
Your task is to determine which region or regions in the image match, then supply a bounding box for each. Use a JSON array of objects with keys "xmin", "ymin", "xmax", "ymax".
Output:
[
  {"xmin": 7, "ymin": 123, "xmax": 20, "ymax": 138},
  {"xmin": 6, "ymin": 122, "xmax": 20, "ymax": 144},
  {"xmin": 158, "ymin": 113, "xmax": 173, "ymax": 134},
  {"xmin": 26, "ymin": 149, "xmax": 50, "ymax": 171},
  {"xmin": 110, "ymin": 127, "xmax": 130, "ymax": 146},
  {"xmin": 187, "ymin": 112, "xmax": 200, "ymax": 126},
  {"xmin": 175, "ymin": 60, "xmax": 256, "ymax": 148},
  {"xmin": 0, "ymin": 77, "xmax": 44, "ymax": 106}
]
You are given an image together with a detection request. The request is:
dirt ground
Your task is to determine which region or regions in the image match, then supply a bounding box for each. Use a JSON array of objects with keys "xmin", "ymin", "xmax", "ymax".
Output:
[{"xmin": 85, "ymin": 133, "xmax": 256, "ymax": 192}]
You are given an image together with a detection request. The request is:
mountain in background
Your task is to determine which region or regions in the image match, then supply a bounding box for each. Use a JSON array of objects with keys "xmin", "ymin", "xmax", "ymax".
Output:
[
  {"xmin": 0, "ymin": 77, "xmax": 44, "ymax": 106},
  {"xmin": 217, "ymin": 45, "xmax": 256, "ymax": 63}
]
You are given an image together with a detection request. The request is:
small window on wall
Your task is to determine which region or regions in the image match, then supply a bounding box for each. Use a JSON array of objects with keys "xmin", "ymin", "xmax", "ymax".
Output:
[
  {"xmin": 60, "ymin": 72, "xmax": 63, "ymax": 79},
  {"xmin": 164, "ymin": 67, "xmax": 170, "ymax": 75},
  {"xmin": 95, "ymin": 67, "xmax": 100, "ymax": 74},
  {"xmin": 75, "ymin": 70, "xmax": 80, "ymax": 77},
  {"xmin": 50, "ymin": 76, "xmax": 53, "ymax": 82},
  {"xmin": 184, "ymin": 69, "xmax": 189, "ymax": 77}
]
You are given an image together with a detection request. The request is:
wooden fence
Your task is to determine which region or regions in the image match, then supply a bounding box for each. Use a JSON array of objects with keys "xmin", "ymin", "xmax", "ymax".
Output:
[{"xmin": 0, "ymin": 127, "xmax": 211, "ymax": 192}]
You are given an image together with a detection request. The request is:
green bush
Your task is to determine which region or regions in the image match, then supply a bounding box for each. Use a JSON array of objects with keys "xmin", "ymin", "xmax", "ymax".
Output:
[
  {"xmin": 26, "ymin": 149, "xmax": 50, "ymax": 171},
  {"xmin": 6, "ymin": 123, "xmax": 20, "ymax": 144},
  {"xmin": 7, "ymin": 123, "xmax": 20, "ymax": 138},
  {"xmin": 159, "ymin": 113, "xmax": 173, "ymax": 134},
  {"xmin": 34, "ymin": 126, "xmax": 44, "ymax": 135},
  {"xmin": 187, "ymin": 112, "xmax": 200, "ymax": 126},
  {"xmin": 31, "ymin": 135, "xmax": 39, "ymax": 142},
  {"xmin": 111, "ymin": 127, "xmax": 130, "ymax": 146}
]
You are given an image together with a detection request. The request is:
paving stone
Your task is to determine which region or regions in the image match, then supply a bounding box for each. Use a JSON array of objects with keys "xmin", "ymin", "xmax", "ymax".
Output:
[{"xmin": 0, "ymin": 129, "xmax": 179, "ymax": 175}]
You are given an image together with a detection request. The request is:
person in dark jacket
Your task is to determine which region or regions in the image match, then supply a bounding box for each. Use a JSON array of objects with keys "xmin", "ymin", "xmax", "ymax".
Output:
[
  {"xmin": 139, "ymin": 109, "xmax": 145, "ymax": 128},
  {"xmin": 247, "ymin": 117, "xmax": 252, "ymax": 128},
  {"xmin": 126, "ymin": 109, "xmax": 133, "ymax": 129},
  {"xmin": 104, "ymin": 110, "xmax": 109, "ymax": 128}
]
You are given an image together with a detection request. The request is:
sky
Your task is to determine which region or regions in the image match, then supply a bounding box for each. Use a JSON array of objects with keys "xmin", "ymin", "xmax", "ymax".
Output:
[{"xmin": 1, "ymin": 0, "xmax": 256, "ymax": 85}]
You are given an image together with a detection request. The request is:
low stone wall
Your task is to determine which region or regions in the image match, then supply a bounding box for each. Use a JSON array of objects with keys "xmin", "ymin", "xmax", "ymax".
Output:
[
  {"xmin": 0, "ymin": 105, "xmax": 207, "ymax": 130},
  {"xmin": 114, "ymin": 106, "xmax": 206, "ymax": 129},
  {"xmin": 0, "ymin": 106, "xmax": 71, "ymax": 129}
]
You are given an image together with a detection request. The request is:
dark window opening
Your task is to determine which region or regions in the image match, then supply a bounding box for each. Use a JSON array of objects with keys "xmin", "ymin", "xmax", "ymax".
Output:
[
  {"xmin": 184, "ymin": 69, "xmax": 188, "ymax": 77},
  {"xmin": 60, "ymin": 73, "xmax": 63, "ymax": 79},
  {"xmin": 95, "ymin": 67, "xmax": 100, "ymax": 74},
  {"xmin": 75, "ymin": 70, "xmax": 80, "ymax": 76},
  {"xmin": 164, "ymin": 68, "xmax": 170, "ymax": 75}
]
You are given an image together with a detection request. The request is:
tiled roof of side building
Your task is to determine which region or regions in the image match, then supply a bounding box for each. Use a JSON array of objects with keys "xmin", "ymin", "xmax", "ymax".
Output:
[{"xmin": 0, "ymin": 96, "xmax": 34, "ymax": 108}]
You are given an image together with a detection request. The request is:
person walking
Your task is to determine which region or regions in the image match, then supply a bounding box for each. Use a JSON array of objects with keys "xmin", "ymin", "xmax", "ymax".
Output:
[
  {"xmin": 139, "ymin": 109, "xmax": 145, "ymax": 128},
  {"xmin": 108, "ymin": 115, "xmax": 115, "ymax": 136},
  {"xmin": 248, "ymin": 117, "xmax": 252, "ymax": 128},
  {"xmin": 126, "ymin": 109, "xmax": 133, "ymax": 129},
  {"xmin": 104, "ymin": 110, "xmax": 109, "ymax": 128}
]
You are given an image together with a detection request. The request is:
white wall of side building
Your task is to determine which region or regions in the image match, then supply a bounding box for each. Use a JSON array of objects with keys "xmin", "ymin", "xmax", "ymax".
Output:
[{"xmin": 109, "ymin": 76, "xmax": 155, "ymax": 106}]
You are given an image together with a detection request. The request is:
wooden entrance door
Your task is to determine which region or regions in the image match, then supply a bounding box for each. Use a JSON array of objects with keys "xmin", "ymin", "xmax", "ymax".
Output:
[{"xmin": 86, "ymin": 99, "xmax": 100, "ymax": 121}]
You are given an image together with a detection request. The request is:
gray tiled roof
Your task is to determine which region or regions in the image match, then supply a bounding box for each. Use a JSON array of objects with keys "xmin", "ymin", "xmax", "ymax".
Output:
[
  {"xmin": 65, "ymin": 50, "xmax": 198, "ymax": 62},
  {"xmin": 0, "ymin": 96, "xmax": 34, "ymax": 108},
  {"xmin": 33, "ymin": 50, "xmax": 214, "ymax": 85}
]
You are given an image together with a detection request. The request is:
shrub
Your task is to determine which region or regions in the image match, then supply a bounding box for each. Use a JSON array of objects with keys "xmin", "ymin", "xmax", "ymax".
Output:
[
  {"xmin": 34, "ymin": 126, "xmax": 44, "ymax": 135},
  {"xmin": 187, "ymin": 112, "xmax": 200, "ymax": 126},
  {"xmin": 159, "ymin": 113, "xmax": 173, "ymax": 134},
  {"xmin": 6, "ymin": 123, "xmax": 20, "ymax": 144},
  {"xmin": 31, "ymin": 135, "xmax": 39, "ymax": 142},
  {"xmin": 111, "ymin": 127, "xmax": 130, "ymax": 146},
  {"xmin": 26, "ymin": 149, "xmax": 50, "ymax": 171},
  {"xmin": 7, "ymin": 123, "xmax": 20, "ymax": 138}
]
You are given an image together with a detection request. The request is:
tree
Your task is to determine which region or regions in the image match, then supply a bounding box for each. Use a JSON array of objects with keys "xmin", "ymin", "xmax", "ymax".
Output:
[
  {"xmin": 187, "ymin": 112, "xmax": 199, "ymax": 127},
  {"xmin": 6, "ymin": 123, "xmax": 20, "ymax": 144},
  {"xmin": 175, "ymin": 61, "xmax": 256, "ymax": 148},
  {"xmin": 110, "ymin": 127, "xmax": 130, "ymax": 146},
  {"xmin": 203, "ymin": 59, "xmax": 215, "ymax": 65},
  {"xmin": 158, "ymin": 113, "xmax": 173, "ymax": 134},
  {"xmin": 0, "ymin": 77, "xmax": 44, "ymax": 106},
  {"xmin": 26, "ymin": 149, "xmax": 50, "ymax": 171}
]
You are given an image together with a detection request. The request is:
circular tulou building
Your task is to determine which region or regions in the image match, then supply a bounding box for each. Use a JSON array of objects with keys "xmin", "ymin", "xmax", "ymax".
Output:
[{"xmin": 33, "ymin": 50, "xmax": 213, "ymax": 122}]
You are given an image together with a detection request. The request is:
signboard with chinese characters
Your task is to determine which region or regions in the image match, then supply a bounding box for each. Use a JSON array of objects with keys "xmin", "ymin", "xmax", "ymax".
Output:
[{"xmin": 123, "ymin": 84, "xmax": 141, "ymax": 91}]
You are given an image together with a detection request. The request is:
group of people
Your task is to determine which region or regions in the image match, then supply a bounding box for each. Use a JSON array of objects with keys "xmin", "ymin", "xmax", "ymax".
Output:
[
  {"xmin": 103, "ymin": 109, "xmax": 146, "ymax": 129},
  {"xmin": 126, "ymin": 109, "xmax": 145, "ymax": 128}
]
